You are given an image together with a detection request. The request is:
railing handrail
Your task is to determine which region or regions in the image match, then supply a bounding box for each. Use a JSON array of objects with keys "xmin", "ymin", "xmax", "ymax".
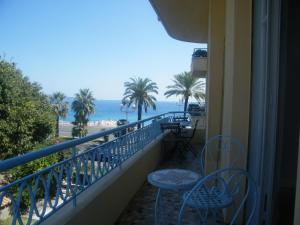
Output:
[
  {"xmin": 0, "ymin": 110, "xmax": 208, "ymax": 225},
  {"xmin": 0, "ymin": 113, "xmax": 169, "ymax": 171},
  {"xmin": 0, "ymin": 111, "xmax": 193, "ymax": 171}
]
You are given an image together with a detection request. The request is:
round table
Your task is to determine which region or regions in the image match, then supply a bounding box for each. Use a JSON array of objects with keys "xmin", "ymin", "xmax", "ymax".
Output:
[{"xmin": 148, "ymin": 169, "xmax": 200, "ymax": 225}]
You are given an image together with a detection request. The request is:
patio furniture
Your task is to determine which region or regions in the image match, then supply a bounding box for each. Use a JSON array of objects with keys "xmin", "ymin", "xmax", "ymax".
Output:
[
  {"xmin": 174, "ymin": 120, "xmax": 199, "ymax": 156},
  {"xmin": 160, "ymin": 122, "xmax": 181, "ymax": 135},
  {"xmin": 199, "ymin": 135, "xmax": 246, "ymax": 176},
  {"xmin": 172, "ymin": 115, "xmax": 190, "ymax": 123},
  {"xmin": 148, "ymin": 169, "xmax": 200, "ymax": 225},
  {"xmin": 172, "ymin": 114, "xmax": 193, "ymax": 128},
  {"xmin": 177, "ymin": 168, "xmax": 257, "ymax": 225}
]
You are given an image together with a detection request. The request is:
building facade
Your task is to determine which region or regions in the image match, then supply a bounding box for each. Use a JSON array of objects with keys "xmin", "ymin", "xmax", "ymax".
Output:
[{"xmin": 150, "ymin": 0, "xmax": 300, "ymax": 224}]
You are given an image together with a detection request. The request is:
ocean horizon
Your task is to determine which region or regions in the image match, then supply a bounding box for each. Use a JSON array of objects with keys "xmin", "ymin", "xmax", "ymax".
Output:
[{"xmin": 63, "ymin": 99, "xmax": 188, "ymax": 123}]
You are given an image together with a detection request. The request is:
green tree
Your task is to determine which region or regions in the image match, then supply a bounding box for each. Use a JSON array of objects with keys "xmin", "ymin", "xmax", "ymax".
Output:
[
  {"xmin": 0, "ymin": 59, "xmax": 58, "ymax": 211},
  {"xmin": 164, "ymin": 72, "xmax": 205, "ymax": 112},
  {"xmin": 71, "ymin": 89, "xmax": 95, "ymax": 138},
  {"xmin": 49, "ymin": 92, "xmax": 69, "ymax": 137},
  {"xmin": 0, "ymin": 59, "xmax": 55, "ymax": 160},
  {"xmin": 123, "ymin": 77, "xmax": 158, "ymax": 124}
]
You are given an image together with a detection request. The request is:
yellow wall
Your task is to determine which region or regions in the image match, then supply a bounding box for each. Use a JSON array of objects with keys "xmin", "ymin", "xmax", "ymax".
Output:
[
  {"xmin": 206, "ymin": 0, "xmax": 225, "ymax": 140},
  {"xmin": 222, "ymin": 1, "xmax": 252, "ymax": 222},
  {"xmin": 221, "ymin": 0, "xmax": 252, "ymax": 168},
  {"xmin": 206, "ymin": 0, "xmax": 252, "ymax": 172}
]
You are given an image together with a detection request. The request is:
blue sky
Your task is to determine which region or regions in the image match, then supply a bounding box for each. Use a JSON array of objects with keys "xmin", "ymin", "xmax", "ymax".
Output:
[{"xmin": 0, "ymin": 0, "xmax": 206, "ymax": 101}]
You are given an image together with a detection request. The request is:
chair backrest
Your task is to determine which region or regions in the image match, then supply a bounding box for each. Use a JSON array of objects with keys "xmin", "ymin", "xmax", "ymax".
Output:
[
  {"xmin": 190, "ymin": 120, "xmax": 199, "ymax": 138},
  {"xmin": 175, "ymin": 120, "xmax": 199, "ymax": 139},
  {"xmin": 199, "ymin": 135, "xmax": 246, "ymax": 176},
  {"xmin": 178, "ymin": 168, "xmax": 257, "ymax": 225},
  {"xmin": 172, "ymin": 116, "xmax": 190, "ymax": 122}
]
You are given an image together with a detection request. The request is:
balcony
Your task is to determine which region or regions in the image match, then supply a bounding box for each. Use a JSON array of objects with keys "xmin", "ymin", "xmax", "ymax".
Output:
[
  {"xmin": 0, "ymin": 112, "xmax": 206, "ymax": 225},
  {"xmin": 191, "ymin": 48, "xmax": 208, "ymax": 78},
  {"xmin": 115, "ymin": 145, "xmax": 202, "ymax": 225}
]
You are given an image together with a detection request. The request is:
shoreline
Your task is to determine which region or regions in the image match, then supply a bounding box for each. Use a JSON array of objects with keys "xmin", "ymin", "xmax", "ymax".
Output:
[
  {"xmin": 59, "ymin": 120, "xmax": 117, "ymax": 137},
  {"xmin": 60, "ymin": 120, "xmax": 117, "ymax": 127}
]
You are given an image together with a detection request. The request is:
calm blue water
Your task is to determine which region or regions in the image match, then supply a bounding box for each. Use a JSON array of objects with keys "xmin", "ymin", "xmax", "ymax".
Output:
[{"xmin": 64, "ymin": 99, "xmax": 184, "ymax": 122}]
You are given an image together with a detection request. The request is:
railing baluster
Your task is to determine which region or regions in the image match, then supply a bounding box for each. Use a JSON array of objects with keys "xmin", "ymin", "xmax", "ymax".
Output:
[
  {"xmin": 0, "ymin": 112, "xmax": 195, "ymax": 224},
  {"xmin": 71, "ymin": 147, "xmax": 77, "ymax": 208}
]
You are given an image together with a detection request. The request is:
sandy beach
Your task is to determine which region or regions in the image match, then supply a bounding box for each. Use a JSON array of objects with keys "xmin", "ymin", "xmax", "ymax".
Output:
[{"xmin": 59, "ymin": 120, "xmax": 117, "ymax": 137}]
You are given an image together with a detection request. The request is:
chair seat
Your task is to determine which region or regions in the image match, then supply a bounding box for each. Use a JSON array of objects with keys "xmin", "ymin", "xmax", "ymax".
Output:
[{"xmin": 183, "ymin": 188, "xmax": 233, "ymax": 209}]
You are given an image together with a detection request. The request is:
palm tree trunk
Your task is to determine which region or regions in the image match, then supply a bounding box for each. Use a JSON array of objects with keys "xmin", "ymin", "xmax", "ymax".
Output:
[
  {"xmin": 137, "ymin": 102, "xmax": 142, "ymax": 129},
  {"xmin": 56, "ymin": 116, "xmax": 59, "ymax": 137},
  {"xmin": 184, "ymin": 96, "xmax": 189, "ymax": 117}
]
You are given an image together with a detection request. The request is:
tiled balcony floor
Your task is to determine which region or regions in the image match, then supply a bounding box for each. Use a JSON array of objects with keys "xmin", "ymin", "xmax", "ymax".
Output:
[{"xmin": 115, "ymin": 144, "xmax": 203, "ymax": 225}]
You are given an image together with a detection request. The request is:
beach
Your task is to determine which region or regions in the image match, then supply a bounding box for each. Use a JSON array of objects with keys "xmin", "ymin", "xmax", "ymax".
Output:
[
  {"xmin": 63, "ymin": 100, "xmax": 182, "ymax": 122},
  {"xmin": 59, "ymin": 100, "xmax": 182, "ymax": 137},
  {"xmin": 59, "ymin": 120, "xmax": 117, "ymax": 137}
]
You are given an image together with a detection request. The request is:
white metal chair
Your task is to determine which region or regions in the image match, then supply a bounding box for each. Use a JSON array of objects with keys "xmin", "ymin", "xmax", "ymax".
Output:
[
  {"xmin": 177, "ymin": 168, "xmax": 257, "ymax": 225},
  {"xmin": 199, "ymin": 135, "xmax": 246, "ymax": 176}
]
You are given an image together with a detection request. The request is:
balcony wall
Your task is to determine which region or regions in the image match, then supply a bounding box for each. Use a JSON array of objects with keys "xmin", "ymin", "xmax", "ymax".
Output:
[
  {"xmin": 42, "ymin": 125, "xmax": 206, "ymax": 225},
  {"xmin": 43, "ymin": 133, "xmax": 166, "ymax": 225},
  {"xmin": 191, "ymin": 57, "xmax": 208, "ymax": 78},
  {"xmin": 0, "ymin": 112, "xmax": 206, "ymax": 225}
]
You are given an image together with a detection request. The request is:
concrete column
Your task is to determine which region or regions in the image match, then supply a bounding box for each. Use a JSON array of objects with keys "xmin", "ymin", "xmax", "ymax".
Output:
[
  {"xmin": 222, "ymin": 0, "xmax": 252, "ymax": 168},
  {"xmin": 206, "ymin": 0, "xmax": 225, "ymax": 140},
  {"xmin": 220, "ymin": 1, "xmax": 252, "ymax": 222}
]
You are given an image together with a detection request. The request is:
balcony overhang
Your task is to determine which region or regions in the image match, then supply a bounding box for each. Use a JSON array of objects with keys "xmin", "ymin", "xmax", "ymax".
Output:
[{"xmin": 149, "ymin": 0, "xmax": 209, "ymax": 43}]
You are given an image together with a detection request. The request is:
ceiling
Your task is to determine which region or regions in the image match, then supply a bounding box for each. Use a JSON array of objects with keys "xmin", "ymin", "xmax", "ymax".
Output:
[{"xmin": 149, "ymin": 0, "xmax": 209, "ymax": 43}]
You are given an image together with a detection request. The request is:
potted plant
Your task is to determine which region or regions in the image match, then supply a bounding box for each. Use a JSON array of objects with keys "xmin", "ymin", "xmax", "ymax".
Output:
[
  {"xmin": 191, "ymin": 48, "xmax": 208, "ymax": 77},
  {"xmin": 192, "ymin": 49, "xmax": 207, "ymax": 58}
]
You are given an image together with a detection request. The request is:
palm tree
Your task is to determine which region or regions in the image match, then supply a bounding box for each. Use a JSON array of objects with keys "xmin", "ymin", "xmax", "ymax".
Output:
[
  {"xmin": 123, "ymin": 77, "xmax": 158, "ymax": 124},
  {"xmin": 71, "ymin": 89, "xmax": 95, "ymax": 137},
  {"xmin": 49, "ymin": 92, "xmax": 69, "ymax": 137},
  {"xmin": 164, "ymin": 72, "xmax": 205, "ymax": 113}
]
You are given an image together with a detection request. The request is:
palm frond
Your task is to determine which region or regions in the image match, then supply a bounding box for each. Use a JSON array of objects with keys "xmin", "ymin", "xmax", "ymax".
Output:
[
  {"xmin": 164, "ymin": 71, "xmax": 206, "ymax": 109},
  {"xmin": 122, "ymin": 77, "xmax": 158, "ymax": 119}
]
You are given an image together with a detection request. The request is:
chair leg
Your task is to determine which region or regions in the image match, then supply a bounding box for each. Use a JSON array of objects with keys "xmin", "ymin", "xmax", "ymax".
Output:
[
  {"xmin": 211, "ymin": 209, "xmax": 224, "ymax": 225},
  {"xmin": 180, "ymin": 140, "xmax": 197, "ymax": 158}
]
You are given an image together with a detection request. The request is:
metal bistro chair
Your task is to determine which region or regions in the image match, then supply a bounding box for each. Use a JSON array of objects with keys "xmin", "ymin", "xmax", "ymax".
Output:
[
  {"xmin": 174, "ymin": 120, "xmax": 199, "ymax": 157},
  {"xmin": 199, "ymin": 135, "xmax": 246, "ymax": 176},
  {"xmin": 178, "ymin": 168, "xmax": 258, "ymax": 225},
  {"xmin": 172, "ymin": 115, "xmax": 190, "ymax": 123},
  {"xmin": 160, "ymin": 122, "xmax": 181, "ymax": 136}
]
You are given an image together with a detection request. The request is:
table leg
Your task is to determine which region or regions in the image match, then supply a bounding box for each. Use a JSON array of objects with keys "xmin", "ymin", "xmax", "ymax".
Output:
[{"xmin": 155, "ymin": 188, "xmax": 161, "ymax": 225}]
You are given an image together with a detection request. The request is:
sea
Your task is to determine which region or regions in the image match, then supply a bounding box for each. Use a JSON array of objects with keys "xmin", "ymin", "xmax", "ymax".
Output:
[{"xmin": 63, "ymin": 99, "xmax": 186, "ymax": 123}]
